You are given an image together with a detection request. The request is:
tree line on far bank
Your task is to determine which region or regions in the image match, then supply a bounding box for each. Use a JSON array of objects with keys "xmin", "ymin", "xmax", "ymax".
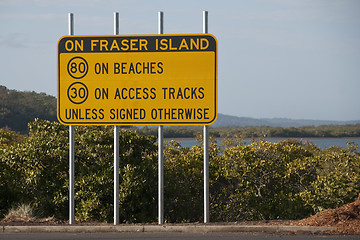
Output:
[
  {"xmin": 137, "ymin": 124, "xmax": 360, "ymax": 138},
  {"xmin": 1, "ymin": 119, "xmax": 359, "ymax": 223}
]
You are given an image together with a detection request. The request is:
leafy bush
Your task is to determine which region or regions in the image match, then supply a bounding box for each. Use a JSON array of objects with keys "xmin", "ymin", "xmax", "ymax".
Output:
[
  {"xmin": 0, "ymin": 129, "xmax": 27, "ymax": 218},
  {"xmin": 1, "ymin": 119, "xmax": 157, "ymax": 222},
  {"xmin": 0, "ymin": 128, "xmax": 25, "ymax": 147},
  {"xmin": 297, "ymin": 143, "xmax": 360, "ymax": 213},
  {"xmin": 163, "ymin": 141, "xmax": 203, "ymax": 222},
  {"xmin": 210, "ymin": 139, "xmax": 315, "ymax": 221},
  {"xmin": 72, "ymin": 125, "xmax": 157, "ymax": 222},
  {"xmin": 1, "ymin": 120, "xmax": 359, "ymax": 222}
]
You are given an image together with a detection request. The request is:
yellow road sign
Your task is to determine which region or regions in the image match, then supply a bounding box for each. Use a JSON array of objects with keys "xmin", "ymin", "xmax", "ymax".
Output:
[{"xmin": 57, "ymin": 34, "xmax": 217, "ymax": 125}]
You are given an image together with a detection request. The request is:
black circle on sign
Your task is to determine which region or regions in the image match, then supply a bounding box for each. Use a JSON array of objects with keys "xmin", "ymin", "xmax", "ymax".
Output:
[
  {"xmin": 67, "ymin": 57, "xmax": 88, "ymax": 79},
  {"xmin": 67, "ymin": 82, "xmax": 89, "ymax": 104}
]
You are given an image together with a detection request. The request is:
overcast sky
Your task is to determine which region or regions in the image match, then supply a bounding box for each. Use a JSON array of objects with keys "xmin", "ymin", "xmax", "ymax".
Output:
[{"xmin": 1, "ymin": 0, "xmax": 359, "ymax": 121}]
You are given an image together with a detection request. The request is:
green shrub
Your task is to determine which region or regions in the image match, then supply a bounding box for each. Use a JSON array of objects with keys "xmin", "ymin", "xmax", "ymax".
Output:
[
  {"xmin": 298, "ymin": 143, "xmax": 360, "ymax": 213},
  {"xmin": 0, "ymin": 128, "xmax": 25, "ymax": 147},
  {"xmin": 1, "ymin": 119, "xmax": 157, "ymax": 222},
  {"xmin": 1, "ymin": 120, "xmax": 359, "ymax": 223},
  {"xmin": 210, "ymin": 139, "xmax": 314, "ymax": 221},
  {"xmin": 163, "ymin": 141, "xmax": 203, "ymax": 222},
  {"xmin": 0, "ymin": 129, "xmax": 27, "ymax": 218}
]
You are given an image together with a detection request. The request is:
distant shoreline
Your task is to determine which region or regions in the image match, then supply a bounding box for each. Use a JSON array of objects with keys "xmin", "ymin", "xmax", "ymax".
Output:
[
  {"xmin": 163, "ymin": 137, "xmax": 360, "ymax": 149},
  {"xmin": 165, "ymin": 137, "xmax": 360, "ymax": 140}
]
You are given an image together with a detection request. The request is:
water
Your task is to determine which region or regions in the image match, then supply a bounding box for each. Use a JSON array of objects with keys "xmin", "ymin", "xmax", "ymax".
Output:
[{"xmin": 165, "ymin": 138, "xmax": 360, "ymax": 150}]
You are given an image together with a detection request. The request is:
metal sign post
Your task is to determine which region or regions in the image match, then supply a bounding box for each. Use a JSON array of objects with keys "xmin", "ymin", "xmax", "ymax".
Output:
[
  {"xmin": 113, "ymin": 12, "xmax": 120, "ymax": 226},
  {"xmin": 203, "ymin": 10, "xmax": 210, "ymax": 224},
  {"xmin": 203, "ymin": 123, "xmax": 209, "ymax": 223},
  {"xmin": 158, "ymin": 11, "xmax": 164, "ymax": 225},
  {"xmin": 68, "ymin": 12, "xmax": 75, "ymax": 225}
]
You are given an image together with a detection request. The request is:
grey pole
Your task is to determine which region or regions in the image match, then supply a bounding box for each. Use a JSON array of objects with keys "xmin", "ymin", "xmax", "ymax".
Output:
[
  {"xmin": 68, "ymin": 12, "xmax": 75, "ymax": 225},
  {"xmin": 113, "ymin": 12, "xmax": 120, "ymax": 226},
  {"xmin": 203, "ymin": 10, "xmax": 208, "ymax": 35},
  {"xmin": 203, "ymin": 10, "xmax": 210, "ymax": 223},
  {"xmin": 68, "ymin": 13, "xmax": 74, "ymax": 35},
  {"xmin": 158, "ymin": 11, "xmax": 164, "ymax": 225},
  {"xmin": 158, "ymin": 125, "xmax": 164, "ymax": 225}
]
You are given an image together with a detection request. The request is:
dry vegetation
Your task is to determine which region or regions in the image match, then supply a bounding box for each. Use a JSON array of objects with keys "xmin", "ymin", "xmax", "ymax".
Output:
[
  {"xmin": 2, "ymin": 199, "xmax": 360, "ymax": 234},
  {"xmin": 295, "ymin": 194, "xmax": 360, "ymax": 234}
]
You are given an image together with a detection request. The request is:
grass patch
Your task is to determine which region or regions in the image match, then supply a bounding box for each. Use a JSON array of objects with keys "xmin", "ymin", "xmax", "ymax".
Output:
[{"xmin": 3, "ymin": 203, "xmax": 35, "ymax": 222}]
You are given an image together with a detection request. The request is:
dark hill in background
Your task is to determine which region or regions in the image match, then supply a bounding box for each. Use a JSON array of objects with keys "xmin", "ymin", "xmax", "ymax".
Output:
[
  {"xmin": 1, "ymin": 85, "xmax": 359, "ymax": 132},
  {"xmin": 0, "ymin": 86, "xmax": 57, "ymax": 132}
]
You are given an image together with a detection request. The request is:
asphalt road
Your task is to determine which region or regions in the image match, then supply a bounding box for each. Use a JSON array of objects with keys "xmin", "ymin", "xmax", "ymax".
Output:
[{"xmin": 0, "ymin": 232, "xmax": 359, "ymax": 240}]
